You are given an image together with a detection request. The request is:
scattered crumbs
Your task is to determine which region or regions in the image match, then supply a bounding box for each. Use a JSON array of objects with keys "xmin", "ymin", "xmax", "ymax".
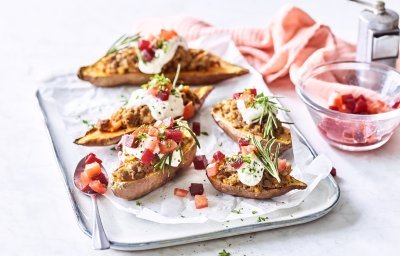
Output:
[
  {"xmin": 136, "ymin": 201, "xmax": 143, "ymax": 206},
  {"xmin": 240, "ymin": 218, "xmax": 244, "ymax": 221},
  {"xmin": 290, "ymin": 214, "xmax": 294, "ymax": 218},
  {"xmin": 218, "ymin": 249, "xmax": 231, "ymax": 256},
  {"xmin": 225, "ymin": 220, "xmax": 230, "ymax": 223},
  {"xmin": 219, "ymin": 142, "xmax": 223, "ymax": 147},
  {"xmin": 228, "ymin": 243, "xmax": 232, "ymax": 247},
  {"xmin": 252, "ymin": 210, "xmax": 258, "ymax": 215},
  {"xmin": 82, "ymin": 119, "xmax": 95, "ymax": 129},
  {"xmin": 201, "ymin": 131, "xmax": 209, "ymax": 136},
  {"xmin": 231, "ymin": 208, "xmax": 243, "ymax": 214},
  {"xmin": 110, "ymin": 147, "xmax": 116, "ymax": 151},
  {"xmin": 257, "ymin": 216, "xmax": 268, "ymax": 222},
  {"xmin": 180, "ymin": 215, "xmax": 185, "ymax": 218}
]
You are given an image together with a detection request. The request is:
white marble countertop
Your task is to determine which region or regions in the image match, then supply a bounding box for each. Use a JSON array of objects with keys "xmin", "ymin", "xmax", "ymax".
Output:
[{"xmin": 2, "ymin": 0, "xmax": 400, "ymax": 255}]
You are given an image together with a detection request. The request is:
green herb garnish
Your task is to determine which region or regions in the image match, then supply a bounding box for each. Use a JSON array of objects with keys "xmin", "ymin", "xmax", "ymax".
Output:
[
  {"xmin": 251, "ymin": 136, "xmax": 281, "ymax": 183},
  {"xmin": 82, "ymin": 119, "xmax": 95, "ymax": 129},
  {"xmin": 218, "ymin": 249, "xmax": 231, "ymax": 256},
  {"xmin": 257, "ymin": 216, "xmax": 268, "ymax": 222},
  {"xmin": 231, "ymin": 208, "xmax": 243, "ymax": 214},
  {"xmin": 249, "ymin": 93, "xmax": 289, "ymax": 139},
  {"xmin": 201, "ymin": 131, "xmax": 209, "ymax": 136},
  {"xmin": 106, "ymin": 33, "xmax": 141, "ymax": 55},
  {"xmin": 252, "ymin": 210, "xmax": 258, "ymax": 215},
  {"xmin": 136, "ymin": 201, "xmax": 143, "ymax": 206}
]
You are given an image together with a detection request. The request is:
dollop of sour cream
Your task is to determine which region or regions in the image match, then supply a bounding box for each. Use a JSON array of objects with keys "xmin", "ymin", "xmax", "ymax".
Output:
[
  {"xmin": 237, "ymin": 155, "xmax": 265, "ymax": 186},
  {"xmin": 237, "ymin": 99, "xmax": 264, "ymax": 125},
  {"xmin": 138, "ymin": 36, "xmax": 188, "ymax": 74},
  {"xmin": 120, "ymin": 139, "xmax": 182, "ymax": 167},
  {"xmin": 127, "ymin": 89, "xmax": 184, "ymax": 120}
]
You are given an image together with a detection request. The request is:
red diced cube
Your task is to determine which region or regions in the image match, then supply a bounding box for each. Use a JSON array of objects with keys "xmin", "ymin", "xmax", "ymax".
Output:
[
  {"xmin": 193, "ymin": 155, "xmax": 208, "ymax": 170},
  {"xmin": 192, "ymin": 122, "xmax": 201, "ymax": 136},
  {"xmin": 212, "ymin": 151, "xmax": 225, "ymax": 162}
]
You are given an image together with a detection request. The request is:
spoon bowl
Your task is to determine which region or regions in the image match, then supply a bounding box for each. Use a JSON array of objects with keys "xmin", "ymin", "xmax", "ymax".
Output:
[{"xmin": 73, "ymin": 156, "xmax": 110, "ymax": 250}]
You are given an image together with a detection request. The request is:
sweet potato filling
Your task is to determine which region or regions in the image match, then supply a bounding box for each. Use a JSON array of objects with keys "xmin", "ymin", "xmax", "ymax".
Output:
[
  {"xmin": 97, "ymin": 89, "xmax": 200, "ymax": 132},
  {"xmin": 96, "ymin": 47, "xmax": 220, "ymax": 75},
  {"xmin": 213, "ymin": 99, "xmax": 285, "ymax": 138}
]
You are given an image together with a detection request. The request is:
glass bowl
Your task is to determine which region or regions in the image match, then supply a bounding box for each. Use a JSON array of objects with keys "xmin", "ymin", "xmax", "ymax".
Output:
[{"xmin": 296, "ymin": 61, "xmax": 400, "ymax": 151}]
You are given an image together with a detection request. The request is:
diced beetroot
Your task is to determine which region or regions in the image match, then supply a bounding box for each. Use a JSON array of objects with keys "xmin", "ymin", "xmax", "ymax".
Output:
[
  {"xmin": 206, "ymin": 163, "xmax": 218, "ymax": 177},
  {"xmin": 192, "ymin": 122, "xmax": 201, "ymax": 136},
  {"xmin": 238, "ymin": 138, "xmax": 250, "ymax": 147},
  {"xmin": 141, "ymin": 149, "xmax": 155, "ymax": 166},
  {"xmin": 156, "ymin": 90, "xmax": 170, "ymax": 101},
  {"xmin": 212, "ymin": 151, "xmax": 225, "ymax": 162},
  {"xmin": 85, "ymin": 153, "xmax": 102, "ymax": 165},
  {"xmin": 354, "ymin": 97, "xmax": 368, "ymax": 114},
  {"xmin": 233, "ymin": 92, "xmax": 242, "ymax": 99},
  {"xmin": 329, "ymin": 105, "xmax": 339, "ymax": 111},
  {"xmin": 141, "ymin": 48, "xmax": 155, "ymax": 62},
  {"xmin": 342, "ymin": 94, "xmax": 356, "ymax": 112},
  {"xmin": 392, "ymin": 100, "xmax": 400, "ymax": 109},
  {"xmin": 80, "ymin": 184, "xmax": 94, "ymax": 194},
  {"xmin": 194, "ymin": 195, "xmax": 208, "ymax": 209},
  {"xmin": 138, "ymin": 39, "xmax": 151, "ymax": 51},
  {"xmin": 92, "ymin": 172, "xmax": 108, "ymax": 186},
  {"xmin": 230, "ymin": 157, "xmax": 243, "ymax": 169},
  {"xmin": 189, "ymin": 183, "xmax": 204, "ymax": 196},
  {"xmin": 193, "ymin": 155, "xmax": 208, "ymax": 170},
  {"xmin": 248, "ymin": 88, "xmax": 257, "ymax": 95},
  {"xmin": 330, "ymin": 167, "xmax": 337, "ymax": 177},
  {"xmin": 174, "ymin": 188, "xmax": 189, "ymax": 197},
  {"xmin": 162, "ymin": 117, "xmax": 174, "ymax": 128},
  {"xmin": 165, "ymin": 129, "xmax": 183, "ymax": 143}
]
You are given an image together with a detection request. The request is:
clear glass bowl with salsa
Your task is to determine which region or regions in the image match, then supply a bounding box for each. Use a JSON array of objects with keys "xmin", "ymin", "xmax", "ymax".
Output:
[{"xmin": 296, "ymin": 61, "xmax": 400, "ymax": 151}]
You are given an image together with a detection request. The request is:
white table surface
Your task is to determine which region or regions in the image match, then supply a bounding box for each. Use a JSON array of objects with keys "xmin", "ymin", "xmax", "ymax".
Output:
[{"xmin": 1, "ymin": 0, "xmax": 400, "ymax": 255}]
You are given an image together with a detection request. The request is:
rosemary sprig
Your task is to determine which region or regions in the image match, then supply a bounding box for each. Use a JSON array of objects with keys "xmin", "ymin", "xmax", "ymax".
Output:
[
  {"xmin": 173, "ymin": 120, "xmax": 201, "ymax": 149},
  {"xmin": 106, "ymin": 33, "xmax": 141, "ymax": 55},
  {"xmin": 250, "ymin": 93, "xmax": 289, "ymax": 139},
  {"xmin": 154, "ymin": 153, "xmax": 173, "ymax": 176},
  {"xmin": 172, "ymin": 64, "xmax": 181, "ymax": 88},
  {"xmin": 251, "ymin": 136, "xmax": 281, "ymax": 183}
]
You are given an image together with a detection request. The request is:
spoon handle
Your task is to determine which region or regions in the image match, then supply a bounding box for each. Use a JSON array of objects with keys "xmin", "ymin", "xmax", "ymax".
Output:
[{"xmin": 90, "ymin": 194, "xmax": 110, "ymax": 250}]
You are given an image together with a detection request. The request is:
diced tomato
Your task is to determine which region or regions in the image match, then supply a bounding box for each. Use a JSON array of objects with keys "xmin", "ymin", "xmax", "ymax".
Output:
[
  {"xmin": 141, "ymin": 149, "xmax": 155, "ymax": 166},
  {"xmin": 194, "ymin": 195, "xmax": 208, "ymax": 209},
  {"xmin": 85, "ymin": 153, "xmax": 102, "ymax": 165},
  {"xmin": 230, "ymin": 157, "xmax": 243, "ymax": 169},
  {"xmin": 89, "ymin": 180, "xmax": 107, "ymax": 194},
  {"xmin": 212, "ymin": 151, "xmax": 225, "ymax": 162},
  {"xmin": 342, "ymin": 94, "xmax": 356, "ymax": 112},
  {"xmin": 329, "ymin": 105, "xmax": 339, "ymax": 111},
  {"xmin": 183, "ymin": 101, "xmax": 195, "ymax": 119},
  {"xmin": 165, "ymin": 129, "xmax": 183, "ymax": 143},
  {"xmin": 133, "ymin": 127, "xmax": 148, "ymax": 137},
  {"xmin": 156, "ymin": 90, "xmax": 170, "ymax": 101},
  {"xmin": 80, "ymin": 172, "xmax": 91, "ymax": 186},
  {"xmin": 354, "ymin": 96, "xmax": 368, "ymax": 114},
  {"xmin": 233, "ymin": 92, "xmax": 242, "ymax": 99},
  {"xmin": 328, "ymin": 92, "xmax": 343, "ymax": 110},
  {"xmin": 162, "ymin": 117, "xmax": 175, "ymax": 128},
  {"xmin": 84, "ymin": 162, "xmax": 102, "ymax": 179},
  {"xmin": 92, "ymin": 172, "xmax": 108, "ymax": 185},
  {"xmin": 148, "ymin": 87, "xmax": 158, "ymax": 97},
  {"xmin": 174, "ymin": 188, "xmax": 189, "ymax": 197},
  {"xmin": 159, "ymin": 29, "xmax": 178, "ymax": 40},
  {"xmin": 206, "ymin": 163, "xmax": 218, "ymax": 177},
  {"xmin": 239, "ymin": 93, "xmax": 254, "ymax": 104},
  {"xmin": 240, "ymin": 145, "xmax": 256, "ymax": 156},
  {"xmin": 192, "ymin": 122, "xmax": 201, "ymax": 136},
  {"xmin": 148, "ymin": 126, "xmax": 159, "ymax": 137},
  {"xmin": 193, "ymin": 155, "xmax": 208, "ymax": 170},
  {"xmin": 277, "ymin": 159, "xmax": 287, "ymax": 173},
  {"xmin": 238, "ymin": 138, "xmax": 250, "ymax": 147},
  {"xmin": 159, "ymin": 139, "xmax": 178, "ymax": 154},
  {"xmin": 138, "ymin": 39, "xmax": 151, "ymax": 51},
  {"xmin": 143, "ymin": 136, "xmax": 159, "ymax": 151}
]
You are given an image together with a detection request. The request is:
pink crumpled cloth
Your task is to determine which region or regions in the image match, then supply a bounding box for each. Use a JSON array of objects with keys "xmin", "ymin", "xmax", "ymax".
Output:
[{"xmin": 136, "ymin": 5, "xmax": 356, "ymax": 86}]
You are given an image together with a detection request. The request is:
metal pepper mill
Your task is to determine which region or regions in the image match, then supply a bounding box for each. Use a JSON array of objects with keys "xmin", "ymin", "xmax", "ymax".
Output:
[{"xmin": 351, "ymin": 0, "xmax": 399, "ymax": 68}]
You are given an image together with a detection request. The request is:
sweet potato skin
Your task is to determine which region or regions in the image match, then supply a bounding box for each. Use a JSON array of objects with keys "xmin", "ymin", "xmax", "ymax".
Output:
[
  {"xmin": 207, "ymin": 174, "xmax": 306, "ymax": 199},
  {"xmin": 211, "ymin": 107, "xmax": 292, "ymax": 154},
  {"xmin": 78, "ymin": 55, "xmax": 248, "ymax": 87},
  {"xmin": 111, "ymin": 136, "xmax": 197, "ymax": 200},
  {"xmin": 74, "ymin": 85, "xmax": 213, "ymax": 146}
]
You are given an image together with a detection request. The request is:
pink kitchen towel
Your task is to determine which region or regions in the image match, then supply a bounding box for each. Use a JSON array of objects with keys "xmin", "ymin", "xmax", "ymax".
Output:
[{"xmin": 136, "ymin": 5, "xmax": 356, "ymax": 85}]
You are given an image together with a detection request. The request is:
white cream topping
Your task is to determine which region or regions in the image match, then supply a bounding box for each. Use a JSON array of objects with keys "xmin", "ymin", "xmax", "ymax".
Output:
[
  {"xmin": 138, "ymin": 36, "xmax": 187, "ymax": 74},
  {"xmin": 237, "ymin": 155, "xmax": 264, "ymax": 186},
  {"xmin": 127, "ymin": 88, "xmax": 184, "ymax": 121},
  {"xmin": 237, "ymin": 99, "xmax": 264, "ymax": 125}
]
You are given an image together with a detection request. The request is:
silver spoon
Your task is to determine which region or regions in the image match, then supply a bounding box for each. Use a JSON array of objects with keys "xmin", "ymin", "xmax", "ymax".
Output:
[{"xmin": 73, "ymin": 157, "xmax": 110, "ymax": 250}]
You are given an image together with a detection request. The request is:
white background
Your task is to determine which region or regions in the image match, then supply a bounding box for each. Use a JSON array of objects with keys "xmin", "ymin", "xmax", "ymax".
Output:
[{"xmin": 1, "ymin": 0, "xmax": 400, "ymax": 255}]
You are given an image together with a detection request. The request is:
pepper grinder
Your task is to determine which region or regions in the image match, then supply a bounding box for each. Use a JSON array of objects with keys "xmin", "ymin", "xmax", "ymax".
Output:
[{"xmin": 350, "ymin": 0, "xmax": 399, "ymax": 68}]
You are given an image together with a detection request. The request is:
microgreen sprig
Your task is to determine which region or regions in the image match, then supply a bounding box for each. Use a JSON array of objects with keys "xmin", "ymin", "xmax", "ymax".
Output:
[
  {"xmin": 106, "ymin": 33, "xmax": 141, "ymax": 55},
  {"xmin": 250, "ymin": 93, "xmax": 289, "ymax": 139},
  {"xmin": 251, "ymin": 136, "xmax": 281, "ymax": 183}
]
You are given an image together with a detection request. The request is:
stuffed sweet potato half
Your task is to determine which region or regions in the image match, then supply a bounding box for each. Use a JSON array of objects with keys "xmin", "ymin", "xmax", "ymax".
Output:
[
  {"xmin": 74, "ymin": 74, "xmax": 213, "ymax": 146},
  {"xmin": 206, "ymin": 137, "xmax": 306, "ymax": 199},
  {"xmin": 111, "ymin": 118, "xmax": 199, "ymax": 200},
  {"xmin": 212, "ymin": 88, "xmax": 291, "ymax": 154},
  {"xmin": 78, "ymin": 30, "xmax": 248, "ymax": 86}
]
